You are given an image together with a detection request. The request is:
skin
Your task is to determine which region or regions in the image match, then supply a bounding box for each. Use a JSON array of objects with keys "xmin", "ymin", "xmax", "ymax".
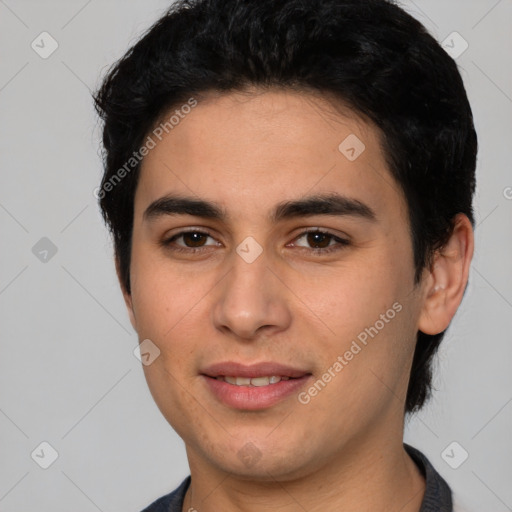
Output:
[{"xmin": 120, "ymin": 89, "xmax": 474, "ymax": 512}]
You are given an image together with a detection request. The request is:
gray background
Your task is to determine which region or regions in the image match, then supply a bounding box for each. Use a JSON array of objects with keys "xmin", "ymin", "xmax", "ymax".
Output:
[{"xmin": 0, "ymin": 0, "xmax": 511, "ymax": 510}]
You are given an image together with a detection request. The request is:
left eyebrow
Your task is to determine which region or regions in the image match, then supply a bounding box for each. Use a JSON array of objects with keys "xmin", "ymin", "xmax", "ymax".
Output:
[
  {"xmin": 272, "ymin": 193, "xmax": 377, "ymax": 223},
  {"xmin": 142, "ymin": 192, "xmax": 377, "ymax": 224}
]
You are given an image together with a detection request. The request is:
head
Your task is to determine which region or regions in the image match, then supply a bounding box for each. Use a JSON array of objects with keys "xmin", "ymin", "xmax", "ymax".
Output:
[{"xmin": 94, "ymin": 0, "xmax": 476, "ymax": 480}]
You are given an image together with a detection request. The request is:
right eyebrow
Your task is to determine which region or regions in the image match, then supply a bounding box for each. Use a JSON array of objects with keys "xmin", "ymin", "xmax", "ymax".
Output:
[{"xmin": 143, "ymin": 195, "xmax": 227, "ymax": 222}]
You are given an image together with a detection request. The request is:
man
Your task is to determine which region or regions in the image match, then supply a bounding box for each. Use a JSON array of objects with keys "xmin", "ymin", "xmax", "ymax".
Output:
[{"xmin": 94, "ymin": 0, "xmax": 476, "ymax": 510}]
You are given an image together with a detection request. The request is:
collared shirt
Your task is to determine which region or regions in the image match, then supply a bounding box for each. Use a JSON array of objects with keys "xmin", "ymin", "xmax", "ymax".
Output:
[{"xmin": 141, "ymin": 444, "xmax": 454, "ymax": 511}]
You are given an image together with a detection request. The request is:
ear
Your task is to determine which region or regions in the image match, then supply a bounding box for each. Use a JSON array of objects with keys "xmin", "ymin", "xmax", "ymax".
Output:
[
  {"xmin": 418, "ymin": 213, "xmax": 474, "ymax": 335},
  {"xmin": 115, "ymin": 256, "xmax": 137, "ymax": 331}
]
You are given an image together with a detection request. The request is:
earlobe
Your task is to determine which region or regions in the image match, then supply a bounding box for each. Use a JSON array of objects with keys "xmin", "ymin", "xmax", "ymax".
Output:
[{"xmin": 418, "ymin": 213, "xmax": 474, "ymax": 336}]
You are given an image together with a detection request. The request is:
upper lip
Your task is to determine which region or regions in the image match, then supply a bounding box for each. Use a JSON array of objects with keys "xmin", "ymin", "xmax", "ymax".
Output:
[{"xmin": 201, "ymin": 361, "xmax": 311, "ymax": 379}]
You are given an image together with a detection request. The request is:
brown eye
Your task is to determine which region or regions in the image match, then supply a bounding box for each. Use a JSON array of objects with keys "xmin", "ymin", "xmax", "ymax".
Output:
[
  {"xmin": 292, "ymin": 229, "xmax": 350, "ymax": 254},
  {"xmin": 161, "ymin": 230, "xmax": 221, "ymax": 253},
  {"xmin": 181, "ymin": 232, "xmax": 208, "ymax": 247},
  {"xmin": 306, "ymin": 231, "xmax": 332, "ymax": 249}
]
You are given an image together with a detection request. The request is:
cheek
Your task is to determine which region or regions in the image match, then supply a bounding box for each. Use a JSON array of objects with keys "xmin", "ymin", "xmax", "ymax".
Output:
[
  {"xmin": 129, "ymin": 245, "xmax": 211, "ymax": 338},
  {"xmin": 293, "ymin": 248, "xmax": 416, "ymax": 394},
  {"xmin": 290, "ymin": 252, "xmax": 406, "ymax": 341}
]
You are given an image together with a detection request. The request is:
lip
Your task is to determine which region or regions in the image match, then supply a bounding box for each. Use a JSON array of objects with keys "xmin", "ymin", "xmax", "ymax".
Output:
[
  {"xmin": 200, "ymin": 361, "xmax": 312, "ymax": 410},
  {"xmin": 201, "ymin": 361, "xmax": 310, "ymax": 379}
]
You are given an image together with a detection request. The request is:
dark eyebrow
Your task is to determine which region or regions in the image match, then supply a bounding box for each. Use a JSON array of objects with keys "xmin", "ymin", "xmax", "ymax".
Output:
[
  {"xmin": 272, "ymin": 193, "xmax": 377, "ymax": 222},
  {"xmin": 143, "ymin": 196, "xmax": 226, "ymax": 222},
  {"xmin": 143, "ymin": 193, "xmax": 377, "ymax": 223}
]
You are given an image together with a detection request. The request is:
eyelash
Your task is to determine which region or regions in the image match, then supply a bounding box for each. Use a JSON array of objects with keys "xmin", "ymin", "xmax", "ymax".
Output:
[{"xmin": 161, "ymin": 228, "xmax": 351, "ymax": 255}]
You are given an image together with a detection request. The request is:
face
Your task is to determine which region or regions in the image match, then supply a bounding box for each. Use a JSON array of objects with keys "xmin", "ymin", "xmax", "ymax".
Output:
[{"xmin": 124, "ymin": 89, "xmax": 429, "ymax": 480}]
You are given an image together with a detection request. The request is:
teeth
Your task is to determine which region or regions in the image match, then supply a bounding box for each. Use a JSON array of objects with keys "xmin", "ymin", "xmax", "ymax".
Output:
[
  {"xmin": 219, "ymin": 375, "xmax": 291, "ymax": 386},
  {"xmin": 251, "ymin": 376, "xmax": 271, "ymax": 387}
]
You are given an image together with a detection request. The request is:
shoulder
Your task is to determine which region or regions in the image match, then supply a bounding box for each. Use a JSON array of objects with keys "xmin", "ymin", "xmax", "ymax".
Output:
[
  {"xmin": 405, "ymin": 446, "xmax": 474, "ymax": 512},
  {"xmin": 404, "ymin": 443, "xmax": 453, "ymax": 512},
  {"xmin": 140, "ymin": 476, "xmax": 191, "ymax": 512}
]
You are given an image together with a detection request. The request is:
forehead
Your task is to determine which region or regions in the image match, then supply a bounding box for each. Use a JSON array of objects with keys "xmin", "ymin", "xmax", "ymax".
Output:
[{"xmin": 135, "ymin": 89, "xmax": 408, "ymax": 226}]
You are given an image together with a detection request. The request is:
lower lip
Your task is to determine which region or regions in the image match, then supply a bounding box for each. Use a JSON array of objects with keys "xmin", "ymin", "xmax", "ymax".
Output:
[{"xmin": 202, "ymin": 375, "xmax": 312, "ymax": 410}]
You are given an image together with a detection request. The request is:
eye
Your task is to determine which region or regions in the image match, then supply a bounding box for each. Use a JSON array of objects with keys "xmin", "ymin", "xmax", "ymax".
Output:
[
  {"xmin": 291, "ymin": 229, "xmax": 350, "ymax": 254},
  {"xmin": 160, "ymin": 228, "xmax": 350, "ymax": 256},
  {"xmin": 162, "ymin": 230, "xmax": 221, "ymax": 252}
]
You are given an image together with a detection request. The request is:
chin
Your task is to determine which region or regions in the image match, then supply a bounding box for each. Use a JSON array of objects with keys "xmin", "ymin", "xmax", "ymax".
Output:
[{"xmin": 200, "ymin": 437, "xmax": 316, "ymax": 482}]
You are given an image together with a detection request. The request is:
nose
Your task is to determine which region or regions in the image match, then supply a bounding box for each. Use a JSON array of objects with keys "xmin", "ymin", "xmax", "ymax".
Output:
[{"xmin": 211, "ymin": 249, "xmax": 292, "ymax": 341}]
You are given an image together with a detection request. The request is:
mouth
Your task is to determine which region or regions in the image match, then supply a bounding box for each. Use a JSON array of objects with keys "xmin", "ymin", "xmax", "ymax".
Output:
[
  {"xmin": 213, "ymin": 375, "xmax": 292, "ymax": 387},
  {"xmin": 201, "ymin": 360, "xmax": 310, "ymax": 381},
  {"xmin": 200, "ymin": 361, "xmax": 312, "ymax": 410}
]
